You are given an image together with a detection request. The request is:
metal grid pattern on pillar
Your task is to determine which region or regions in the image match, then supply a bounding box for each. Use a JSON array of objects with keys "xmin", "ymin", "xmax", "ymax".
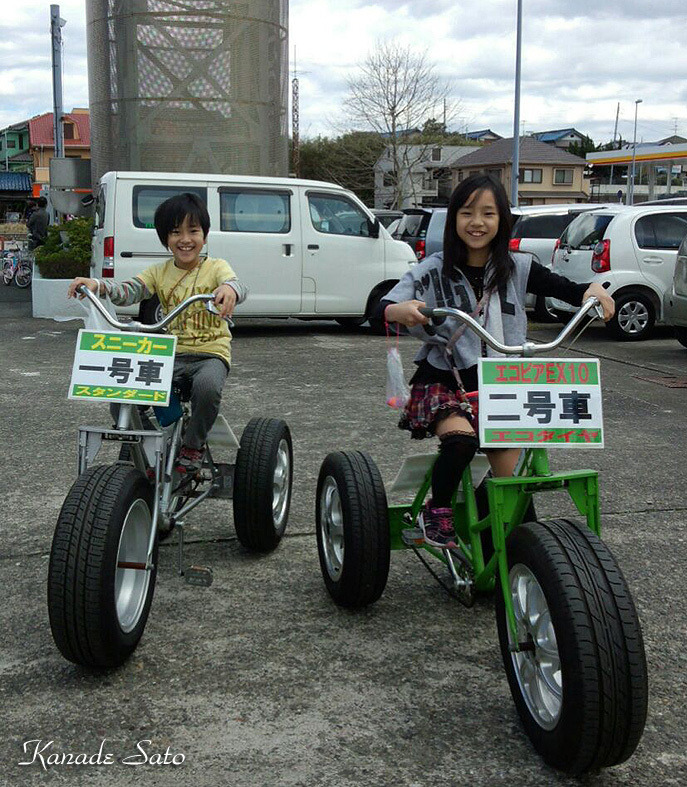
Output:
[{"xmin": 86, "ymin": 0, "xmax": 288, "ymax": 183}]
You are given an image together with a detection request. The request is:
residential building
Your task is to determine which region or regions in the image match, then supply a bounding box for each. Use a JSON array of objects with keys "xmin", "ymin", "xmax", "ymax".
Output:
[
  {"xmin": 464, "ymin": 129, "xmax": 502, "ymax": 143},
  {"xmin": 452, "ymin": 137, "xmax": 589, "ymax": 205},
  {"xmin": 28, "ymin": 109, "xmax": 91, "ymax": 192},
  {"xmin": 374, "ymin": 144, "xmax": 476, "ymax": 209},
  {"xmin": 531, "ymin": 128, "xmax": 587, "ymax": 150},
  {"xmin": 0, "ymin": 122, "xmax": 32, "ymax": 173}
]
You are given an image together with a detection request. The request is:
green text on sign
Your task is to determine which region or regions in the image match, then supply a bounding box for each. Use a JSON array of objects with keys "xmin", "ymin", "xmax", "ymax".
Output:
[
  {"xmin": 71, "ymin": 384, "xmax": 170, "ymax": 403},
  {"xmin": 79, "ymin": 331, "xmax": 175, "ymax": 357},
  {"xmin": 481, "ymin": 360, "xmax": 599, "ymax": 386}
]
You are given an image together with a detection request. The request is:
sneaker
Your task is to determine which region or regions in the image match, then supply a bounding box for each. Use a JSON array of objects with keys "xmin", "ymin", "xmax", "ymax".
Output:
[
  {"xmin": 175, "ymin": 445, "xmax": 204, "ymax": 476},
  {"xmin": 418, "ymin": 505, "xmax": 456, "ymax": 549}
]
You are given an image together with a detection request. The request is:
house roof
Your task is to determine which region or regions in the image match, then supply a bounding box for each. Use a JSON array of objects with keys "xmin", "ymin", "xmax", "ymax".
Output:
[
  {"xmin": 464, "ymin": 129, "xmax": 502, "ymax": 140},
  {"xmin": 532, "ymin": 128, "xmax": 585, "ymax": 143},
  {"xmin": 454, "ymin": 137, "xmax": 587, "ymax": 168},
  {"xmin": 0, "ymin": 172, "xmax": 32, "ymax": 191},
  {"xmin": 28, "ymin": 111, "xmax": 90, "ymax": 148}
]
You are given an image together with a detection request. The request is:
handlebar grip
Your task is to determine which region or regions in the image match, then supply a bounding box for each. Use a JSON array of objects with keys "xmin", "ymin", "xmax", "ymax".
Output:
[{"xmin": 418, "ymin": 307, "xmax": 435, "ymax": 318}]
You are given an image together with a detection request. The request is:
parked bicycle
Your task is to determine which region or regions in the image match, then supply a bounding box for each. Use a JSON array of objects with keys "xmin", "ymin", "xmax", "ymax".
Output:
[{"xmin": 2, "ymin": 249, "xmax": 33, "ymax": 288}]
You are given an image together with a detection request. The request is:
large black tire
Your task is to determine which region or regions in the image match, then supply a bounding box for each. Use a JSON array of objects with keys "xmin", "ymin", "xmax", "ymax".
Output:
[
  {"xmin": 48, "ymin": 464, "xmax": 157, "ymax": 669},
  {"xmin": 495, "ymin": 519, "xmax": 647, "ymax": 775},
  {"xmin": 335, "ymin": 316, "xmax": 366, "ymax": 329},
  {"xmin": 316, "ymin": 451, "xmax": 390, "ymax": 607},
  {"xmin": 138, "ymin": 294, "xmax": 163, "ymax": 326},
  {"xmin": 233, "ymin": 418, "xmax": 292, "ymax": 552},
  {"xmin": 366, "ymin": 285, "xmax": 394, "ymax": 335},
  {"xmin": 14, "ymin": 262, "xmax": 32, "ymax": 288},
  {"xmin": 673, "ymin": 326, "xmax": 687, "ymax": 348},
  {"xmin": 606, "ymin": 292, "xmax": 655, "ymax": 341}
]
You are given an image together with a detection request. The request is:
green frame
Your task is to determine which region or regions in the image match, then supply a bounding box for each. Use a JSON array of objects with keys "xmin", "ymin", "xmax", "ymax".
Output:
[{"xmin": 388, "ymin": 447, "xmax": 600, "ymax": 647}]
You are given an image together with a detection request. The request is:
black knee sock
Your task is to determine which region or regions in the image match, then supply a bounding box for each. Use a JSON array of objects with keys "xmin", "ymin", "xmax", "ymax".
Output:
[{"xmin": 431, "ymin": 432, "xmax": 479, "ymax": 508}]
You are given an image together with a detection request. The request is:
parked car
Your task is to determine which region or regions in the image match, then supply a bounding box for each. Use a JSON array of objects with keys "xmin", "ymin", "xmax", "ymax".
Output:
[
  {"xmin": 91, "ymin": 171, "xmax": 416, "ymax": 330},
  {"xmin": 391, "ymin": 207, "xmax": 443, "ymax": 261},
  {"xmin": 372, "ymin": 208, "xmax": 404, "ymax": 228},
  {"xmin": 549, "ymin": 204, "xmax": 687, "ymax": 340},
  {"xmin": 510, "ymin": 204, "xmax": 615, "ymax": 321},
  {"xmin": 662, "ymin": 229, "xmax": 687, "ymax": 347}
]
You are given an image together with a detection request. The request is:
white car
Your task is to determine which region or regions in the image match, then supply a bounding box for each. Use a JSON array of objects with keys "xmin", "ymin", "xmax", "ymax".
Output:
[
  {"xmin": 549, "ymin": 204, "xmax": 687, "ymax": 340},
  {"xmin": 662, "ymin": 230, "xmax": 687, "ymax": 348}
]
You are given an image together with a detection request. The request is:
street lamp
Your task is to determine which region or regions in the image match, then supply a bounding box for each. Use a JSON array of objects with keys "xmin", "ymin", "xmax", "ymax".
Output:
[
  {"xmin": 629, "ymin": 99, "xmax": 642, "ymax": 205},
  {"xmin": 511, "ymin": 0, "xmax": 523, "ymax": 206}
]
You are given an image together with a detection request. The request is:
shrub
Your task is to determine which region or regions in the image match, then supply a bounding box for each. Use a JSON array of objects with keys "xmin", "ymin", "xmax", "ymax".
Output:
[{"xmin": 35, "ymin": 217, "xmax": 93, "ymax": 279}]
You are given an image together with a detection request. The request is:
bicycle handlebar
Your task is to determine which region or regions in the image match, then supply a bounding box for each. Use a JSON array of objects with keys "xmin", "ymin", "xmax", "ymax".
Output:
[
  {"xmin": 76, "ymin": 285, "xmax": 234, "ymax": 333},
  {"xmin": 418, "ymin": 298, "xmax": 602, "ymax": 357}
]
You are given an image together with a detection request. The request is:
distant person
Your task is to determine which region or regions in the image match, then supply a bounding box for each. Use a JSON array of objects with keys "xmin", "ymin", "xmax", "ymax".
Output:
[{"xmin": 27, "ymin": 197, "xmax": 50, "ymax": 250}]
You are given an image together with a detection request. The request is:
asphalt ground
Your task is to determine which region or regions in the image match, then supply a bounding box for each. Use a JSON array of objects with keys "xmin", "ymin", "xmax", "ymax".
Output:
[{"xmin": 1, "ymin": 286, "xmax": 686, "ymax": 786}]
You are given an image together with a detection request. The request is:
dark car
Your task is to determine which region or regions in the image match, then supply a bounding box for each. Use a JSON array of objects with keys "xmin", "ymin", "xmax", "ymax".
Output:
[
  {"xmin": 372, "ymin": 209, "xmax": 404, "ymax": 228},
  {"xmin": 391, "ymin": 208, "xmax": 442, "ymax": 261}
]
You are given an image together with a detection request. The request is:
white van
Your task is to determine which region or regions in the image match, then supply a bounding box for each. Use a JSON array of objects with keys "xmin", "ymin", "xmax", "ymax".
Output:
[{"xmin": 91, "ymin": 171, "xmax": 417, "ymax": 329}]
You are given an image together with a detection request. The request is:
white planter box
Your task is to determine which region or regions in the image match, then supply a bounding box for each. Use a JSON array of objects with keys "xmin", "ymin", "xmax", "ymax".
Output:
[{"xmin": 31, "ymin": 266, "xmax": 85, "ymax": 320}]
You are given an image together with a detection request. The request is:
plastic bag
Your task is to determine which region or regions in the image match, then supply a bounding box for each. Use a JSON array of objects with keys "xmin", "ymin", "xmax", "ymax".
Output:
[
  {"xmin": 386, "ymin": 346, "xmax": 410, "ymax": 409},
  {"xmin": 54, "ymin": 293, "xmax": 120, "ymax": 332}
]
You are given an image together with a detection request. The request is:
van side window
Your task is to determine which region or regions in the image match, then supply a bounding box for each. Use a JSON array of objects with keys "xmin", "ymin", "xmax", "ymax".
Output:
[
  {"xmin": 132, "ymin": 186, "xmax": 207, "ymax": 229},
  {"xmin": 636, "ymin": 212, "xmax": 687, "ymax": 250},
  {"xmin": 308, "ymin": 194, "xmax": 372, "ymax": 237},
  {"xmin": 220, "ymin": 190, "xmax": 291, "ymax": 233}
]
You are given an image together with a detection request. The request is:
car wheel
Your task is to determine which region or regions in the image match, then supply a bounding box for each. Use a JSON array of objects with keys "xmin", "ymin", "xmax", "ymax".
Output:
[
  {"xmin": 607, "ymin": 292, "xmax": 655, "ymax": 341},
  {"xmin": 367, "ymin": 285, "xmax": 394, "ymax": 335},
  {"xmin": 335, "ymin": 316, "xmax": 366, "ymax": 330},
  {"xmin": 673, "ymin": 327, "xmax": 687, "ymax": 348}
]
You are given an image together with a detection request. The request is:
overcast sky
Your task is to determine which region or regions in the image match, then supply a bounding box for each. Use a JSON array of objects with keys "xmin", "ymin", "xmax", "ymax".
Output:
[{"xmin": 1, "ymin": 1, "xmax": 686, "ymax": 147}]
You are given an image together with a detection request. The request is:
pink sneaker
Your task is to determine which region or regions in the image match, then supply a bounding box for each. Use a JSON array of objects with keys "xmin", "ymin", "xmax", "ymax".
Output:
[
  {"xmin": 418, "ymin": 505, "xmax": 456, "ymax": 548},
  {"xmin": 175, "ymin": 445, "xmax": 204, "ymax": 476}
]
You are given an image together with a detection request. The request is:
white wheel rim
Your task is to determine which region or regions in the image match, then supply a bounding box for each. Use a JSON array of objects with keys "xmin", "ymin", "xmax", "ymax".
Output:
[
  {"xmin": 509, "ymin": 563, "xmax": 563, "ymax": 730},
  {"xmin": 319, "ymin": 476, "xmax": 344, "ymax": 580},
  {"xmin": 272, "ymin": 438, "xmax": 291, "ymax": 527},
  {"xmin": 618, "ymin": 300, "xmax": 649, "ymax": 334},
  {"xmin": 115, "ymin": 499, "xmax": 153, "ymax": 633}
]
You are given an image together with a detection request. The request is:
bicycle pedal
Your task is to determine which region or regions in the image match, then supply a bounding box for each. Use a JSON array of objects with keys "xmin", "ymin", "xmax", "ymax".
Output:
[
  {"xmin": 402, "ymin": 527, "xmax": 425, "ymax": 546},
  {"xmin": 184, "ymin": 565, "xmax": 213, "ymax": 587}
]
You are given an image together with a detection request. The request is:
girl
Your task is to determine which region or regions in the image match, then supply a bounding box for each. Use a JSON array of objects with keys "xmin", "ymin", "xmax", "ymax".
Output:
[{"xmin": 380, "ymin": 174, "xmax": 614, "ymax": 548}]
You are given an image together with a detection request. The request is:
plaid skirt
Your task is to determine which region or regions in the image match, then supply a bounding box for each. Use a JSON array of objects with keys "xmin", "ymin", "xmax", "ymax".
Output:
[{"xmin": 399, "ymin": 383, "xmax": 479, "ymax": 439}]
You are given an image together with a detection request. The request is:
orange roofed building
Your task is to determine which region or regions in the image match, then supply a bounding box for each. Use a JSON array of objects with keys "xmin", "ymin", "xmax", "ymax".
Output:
[{"xmin": 28, "ymin": 109, "xmax": 91, "ymax": 195}]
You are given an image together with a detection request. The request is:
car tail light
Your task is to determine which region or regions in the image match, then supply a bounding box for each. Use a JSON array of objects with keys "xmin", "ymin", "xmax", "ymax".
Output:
[
  {"xmin": 415, "ymin": 239, "xmax": 426, "ymax": 260},
  {"xmin": 551, "ymin": 238, "xmax": 561, "ymax": 265},
  {"xmin": 591, "ymin": 239, "xmax": 611, "ymax": 273},
  {"xmin": 103, "ymin": 236, "xmax": 115, "ymax": 278},
  {"xmin": 509, "ymin": 237, "xmax": 521, "ymax": 252}
]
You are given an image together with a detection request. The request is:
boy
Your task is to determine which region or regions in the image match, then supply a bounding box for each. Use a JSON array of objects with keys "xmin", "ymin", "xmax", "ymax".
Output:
[{"xmin": 68, "ymin": 192, "xmax": 248, "ymax": 476}]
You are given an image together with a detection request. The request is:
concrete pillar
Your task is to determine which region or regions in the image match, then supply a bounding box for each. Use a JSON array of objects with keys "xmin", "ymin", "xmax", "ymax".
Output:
[
  {"xmin": 667, "ymin": 160, "xmax": 673, "ymax": 195},
  {"xmin": 648, "ymin": 164, "xmax": 656, "ymax": 201}
]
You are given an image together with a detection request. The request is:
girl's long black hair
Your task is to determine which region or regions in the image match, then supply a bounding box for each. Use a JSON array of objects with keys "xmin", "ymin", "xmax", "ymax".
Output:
[{"xmin": 442, "ymin": 173, "xmax": 514, "ymax": 293}]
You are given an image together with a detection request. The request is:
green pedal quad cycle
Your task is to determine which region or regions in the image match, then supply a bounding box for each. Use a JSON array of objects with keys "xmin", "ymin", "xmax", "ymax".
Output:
[
  {"xmin": 48, "ymin": 287, "xmax": 293, "ymax": 669},
  {"xmin": 315, "ymin": 299, "xmax": 647, "ymax": 775}
]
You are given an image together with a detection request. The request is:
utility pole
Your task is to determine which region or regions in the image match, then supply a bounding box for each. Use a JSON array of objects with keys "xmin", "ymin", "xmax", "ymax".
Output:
[
  {"xmin": 511, "ymin": 0, "xmax": 523, "ymax": 206},
  {"xmin": 50, "ymin": 5, "xmax": 66, "ymax": 160},
  {"xmin": 629, "ymin": 99, "xmax": 642, "ymax": 205},
  {"xmin": 291, "ymin": 46, "xmax": 300, "ymax": 177},
  {"xmin": 610, "ymin": 102, "xmax": 619, "ymax": 187}
]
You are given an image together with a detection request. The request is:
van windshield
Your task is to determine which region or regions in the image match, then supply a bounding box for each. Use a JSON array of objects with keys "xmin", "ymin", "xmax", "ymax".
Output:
[{"xmin": 560, "ymin": 213, "xmax": 614, "ymax": 250}]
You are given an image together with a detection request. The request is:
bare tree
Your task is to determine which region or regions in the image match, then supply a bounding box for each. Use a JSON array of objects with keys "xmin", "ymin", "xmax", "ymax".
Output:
[{"xmin": 343, "ymin": 41, "xmax": 458, "ymax": 209}]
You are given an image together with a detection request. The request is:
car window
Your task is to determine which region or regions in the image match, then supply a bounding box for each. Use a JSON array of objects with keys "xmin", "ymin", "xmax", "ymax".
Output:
[
  {"xmin": 425, "ymin": 210, "xmax": 447, "ymax": 248},
  {"xmin": 395, "ymin": 213, "xmax": 427, "ymax": 239},
  {"xmin": 132, "ymin": 185, "xmax": 207, "ymax": 229},
  {"xmin": 561, "ymin": 213, "xmax": 614, "ymax": 250},
  {"xmin": 308, "ymin": 193, "xmax": 372, "ymax": 237},
  {"xmin": 512, "ymin": 213, "xmax": 576, "ymax": 240},
  {"xmin": 635, "ymin": 212, "xmax": 687, "ymax": 250},
  {"xmin": 220, "ymin": 189, "xmax": 290, "ymax": 233},
  {"xmin": 94, "ymin": 184, "xmax": 106, "ymax": 229}
]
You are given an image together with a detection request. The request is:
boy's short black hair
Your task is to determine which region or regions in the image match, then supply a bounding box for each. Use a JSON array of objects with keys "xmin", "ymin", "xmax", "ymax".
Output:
[
  {"xmin": 153, "ymin": 192, "xmax": 210, "ymax": 246},
  {"xmin": 36, "ymin": 197, "xmax": 47, "ymax": 208}
]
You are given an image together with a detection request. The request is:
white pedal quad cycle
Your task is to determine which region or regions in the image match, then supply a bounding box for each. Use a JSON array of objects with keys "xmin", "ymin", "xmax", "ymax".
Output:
[
  {"xmin": 48, "ymin": 287, "xmax": 293, "ymax": 669},
  {"xmin": 315, "ymin": 299, "xmax": 648, "ymax": 775}
]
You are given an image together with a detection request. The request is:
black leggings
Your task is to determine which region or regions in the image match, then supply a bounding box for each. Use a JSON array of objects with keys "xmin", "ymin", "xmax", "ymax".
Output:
[{"xmin": 431, "ymin": 431, "xmax": 480, "ymax": 508}]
